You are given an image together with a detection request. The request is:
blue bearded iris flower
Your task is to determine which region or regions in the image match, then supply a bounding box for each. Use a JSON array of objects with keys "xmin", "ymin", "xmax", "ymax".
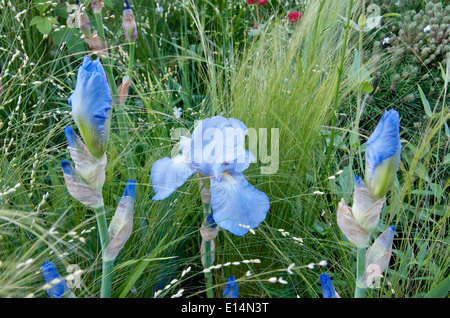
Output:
[
  {"xmin": 222, "ymin": 276, "xmax": 239, "ymax": 298},
  {"xmin": 68, "ymin": 55, "xmax": 112, "ymax": 159},
  {"xmin": 320, "ymin": 274, "xmax": 337, "ymax": 298},
  {"xmin": 41, "ymin": 261, "xmax": 73, "ymax": 298},
  {"xmin": 151, "ymin": 116, "xmax": 270, "ymax": 236},
  {"xmin": 365, "ymin": 109, "xmax": 401, "ymax": 198}
]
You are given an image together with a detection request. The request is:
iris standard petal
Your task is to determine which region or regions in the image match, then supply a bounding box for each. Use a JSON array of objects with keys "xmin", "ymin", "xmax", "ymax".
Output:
[
  {"xmin": 320, "ymin": 274, "xmax": 337, "ymax": 298},
  {"xmin": 151, "ymin": 155, "xmax": 195, "ymax": 200},
  {"xmin": 210, "ymin": 173, "xmax": 270, "ymax": 236},
  {"xmin": 68, "ymin": 55, "xmax": 112, "ymax": 159},
  {"xmin": 365, "ymin": 109, "xmax": 401, "ymax": 197},
  {"xmin": 41, "ymin": 261, "xmax": 72, "ymax": 298},
  {"xmin": 226, "ymin": 149, "xmax": 257, "ymax": 175},
  {"xmin": 223, "ymin": 276, "xmax": 239, "ymax": 298},
  {"xmin": 187, "ymin": 116, "xmax": 248, "ymax": 180}
]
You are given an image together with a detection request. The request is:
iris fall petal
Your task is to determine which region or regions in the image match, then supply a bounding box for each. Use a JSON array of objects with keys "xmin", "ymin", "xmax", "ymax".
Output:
[{"xmin": 210, "ymin": 173, "xmax": 269, "ymax": 236}]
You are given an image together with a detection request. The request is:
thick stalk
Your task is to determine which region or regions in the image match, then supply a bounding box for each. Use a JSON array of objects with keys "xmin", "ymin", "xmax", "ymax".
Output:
[
  {"xmin": 203, "ymin": 238, "xmax": 214, "ymax": 298},
  {"xmin": 354, "ymin": 247, "xmax": 367, "ymax": 298},
  {"xmin": 94, "ymin": 205, "xmax": 113, "ymax": 298}
]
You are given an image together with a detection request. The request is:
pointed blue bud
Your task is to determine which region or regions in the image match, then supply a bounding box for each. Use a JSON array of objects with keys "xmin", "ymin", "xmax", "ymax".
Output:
[
  {"xmin": 365, "ymin": 109, "xmax": 401, "ymax": 198},
  {"xmin": 104, "ymin": 180, "xmax": 136, "ymax": 261},
  {"xmin": 320, "ymin": 274, "xmax": 338, "ymax": 298},
  {"xmin": 223, "ymin": 276, "xmax": 239, "ymax": 298},
  {"xmin": 41, "ymin": 261, "xmax": 74, "ymax": 298},
  {"xmin": 68, "ymin": 56, "xmax": 112, "ymax": 159},
  {"xmin": 358, "ymin": 226, "xmax": 396, "ymax": 288}
]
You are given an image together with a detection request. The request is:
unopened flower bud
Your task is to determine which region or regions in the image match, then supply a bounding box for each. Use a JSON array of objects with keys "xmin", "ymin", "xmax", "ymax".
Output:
[
  {"xmin": 123, "ymin": 0, "xmax": 137, "ymax": 42},
  {"xmin": 84, "ymin": 32, "xmax": 108, "ymax": 58},
  {"xmin": 336, "ymin": 198, "xmax": 370, "ymax": 248},
  {"xmin": 91, "ymin": 0, "xmax": 104, "ymax": 14},
  {"xmin": 222, "ymin": 276, "xmax": 238, "ymax": 298},
  {"xmin": 117, "ymin": 75, "xmax": 131, "ymax": 105},
  {"xmin": 352, "ymin": 175, "xmax": 385, "ymax": 233},
  {"xmin": 365, "ymin": 109, "xmax": 401, "ymax": 198},
  {"xmin": 78, "ymin": 8, "xmax": 92, "ymax": 38},
  {"xmin": 358, "ymin": 226, "xmax": 395, "ymax": 289},
  {"xmin": 104, "ymin": 180, "xmax": 136, "ymax": 262}
]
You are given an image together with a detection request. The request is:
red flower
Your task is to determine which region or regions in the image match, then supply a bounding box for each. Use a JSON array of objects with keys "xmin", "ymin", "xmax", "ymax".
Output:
[
  {"xmin": 253, "ymin": 23, "xmax": 258, "ymax": 29},
  {"xmin": 287, "ymin": 10, "xmax": 302, "ymax": 23},
  {"xmin": 246, "ymin": 0, "xmax": 267, "ymax": 5}
]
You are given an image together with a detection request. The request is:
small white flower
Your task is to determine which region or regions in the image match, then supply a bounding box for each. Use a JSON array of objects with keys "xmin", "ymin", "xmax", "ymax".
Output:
[
  {"xmin": 423, "ymin": 25, "xmax": 431, "ymax": 32},
  {"xmin": 268, "ymin": 277, "xmax": 277, "ymax": 283},
  {"xmin": 287, "ymin": 263, "xmax": 295, "ymax": 275},
  {"xmin": 173, "ymin": 107, "xmax": 182, "ymax": 119},
  {"xmin": 318, "ymin": 260, "xmax": 328, "ymax": 266},
  {"xmin": 382, "ymin": 37, "xmax": 390, "ymax": 45}
]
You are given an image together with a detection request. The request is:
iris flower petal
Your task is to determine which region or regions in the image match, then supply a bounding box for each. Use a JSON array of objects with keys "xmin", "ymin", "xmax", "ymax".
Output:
[
  {"xmin": 68, "ymin": 56, "xmax": 112, "ymax": 158},
  {"xmin": 187, "ymin": 116, "xmax": 248, "ymax": 179},
  {"xmin": 210, "ymin": 173, "xmax": 269, "ymax": 236},
  {"xmin": 151, "ymin": 155, "xmax": 195, "ymax": 200}
]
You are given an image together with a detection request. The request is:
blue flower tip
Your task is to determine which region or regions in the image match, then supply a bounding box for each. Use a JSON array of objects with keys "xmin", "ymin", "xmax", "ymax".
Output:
[
  {"xmin": 390, "ymin": 225, "xmax": 396, "ymax": 231},
  {"xmin": 60, "ymin": 161, "xmax": 73, "ymax": 174},
  {"xmin": 123, "ymin": 180, "xmax": 137, "ymax": 198},
  {"xmin": 64, "ymin": 126, "xmax": 78, "ymax": 147}
]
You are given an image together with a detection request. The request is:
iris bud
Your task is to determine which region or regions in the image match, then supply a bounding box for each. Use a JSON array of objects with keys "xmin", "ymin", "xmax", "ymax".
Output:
[
  {"xmin": 104, "ymin": 180, "xmax": 136, "ymax": 262},
  {"xmin": 358, "ymin": 226, "xmax": 395, "ymax": 289},
  {"xmin": 123, "ymin": 0, "xmax": 137, "ymax": 42},
  {"xmin": 223, "ymin": 276, "xmax": 239, "ymax": 298},
  {"xmin": 365, "ymin": 110, "xmax": 401, "ymax": 198}
]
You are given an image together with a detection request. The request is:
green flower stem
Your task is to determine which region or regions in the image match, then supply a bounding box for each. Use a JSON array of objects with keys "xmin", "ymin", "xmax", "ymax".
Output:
[
  {"xmin": 202, "ymin": 201, "xmax": 214, "ymax": 298},
  {"xmin": 127, "ymin": 42, "xmax": 135, "ymax": 79},
  {"xmin": 94, "ymin": 205, "xmax": 113, "ymax": 298},
  {"xmin": 203, "ymin": 239, "xmax": 214, "ymax": 298},
  {"xmin": 355, "ymin": 247, "xmax": 367, "ymax": 298}
]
